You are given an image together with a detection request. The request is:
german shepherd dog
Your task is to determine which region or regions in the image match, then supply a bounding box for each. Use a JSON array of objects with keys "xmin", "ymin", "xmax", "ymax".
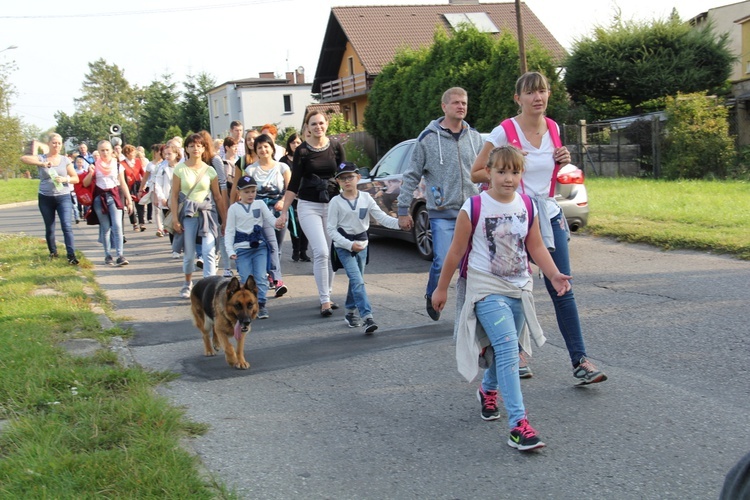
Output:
[{"xmin": 190, "ymin": 275, "xmax": 259, "ymax": 369}]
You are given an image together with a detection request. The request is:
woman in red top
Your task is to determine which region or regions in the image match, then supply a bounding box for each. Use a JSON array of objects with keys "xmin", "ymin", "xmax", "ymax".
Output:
[{"xmin": 121, "ymin": 144, "xmax": 146, "ymax": 231}]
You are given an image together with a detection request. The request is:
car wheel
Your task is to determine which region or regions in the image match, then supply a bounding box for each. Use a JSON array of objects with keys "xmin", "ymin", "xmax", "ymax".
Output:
[{"xmin": 413, "ymin": 204, "xmax": 433, "ymax": 261}]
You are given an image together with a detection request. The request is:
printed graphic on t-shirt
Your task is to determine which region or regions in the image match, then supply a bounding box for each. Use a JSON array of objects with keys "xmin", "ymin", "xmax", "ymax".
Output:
[{"xmin": 482, "ymin": 210, "xmax": 528, "ymax": 280}]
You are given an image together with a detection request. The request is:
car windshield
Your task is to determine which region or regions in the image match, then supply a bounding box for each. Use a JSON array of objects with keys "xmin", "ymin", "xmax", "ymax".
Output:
[{"xmin": 375, "ymin": 142, "xmax": 412, "ymax": 177}]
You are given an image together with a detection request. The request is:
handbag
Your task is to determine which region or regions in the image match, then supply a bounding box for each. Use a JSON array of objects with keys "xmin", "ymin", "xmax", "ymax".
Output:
[
  {"xmin": 73, "ymin": 179, "xmax": 95, "ymax": 206},
  {"xmin": 163, "ymin": 167, "xmax": 208, "ymax": 234},
  {"xmin": 138, "ymin": 187, "xmax": 152, "ymax": 205}
]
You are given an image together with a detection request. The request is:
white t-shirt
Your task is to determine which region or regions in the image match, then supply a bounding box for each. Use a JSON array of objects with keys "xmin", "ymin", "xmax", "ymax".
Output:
[
  {"xmin": 485, "ymin": 117, "xmax": 561, "ymax": 218},
  {"xmin": 462, "ymin": 191, "xmax": 531, "ymax": 288}
]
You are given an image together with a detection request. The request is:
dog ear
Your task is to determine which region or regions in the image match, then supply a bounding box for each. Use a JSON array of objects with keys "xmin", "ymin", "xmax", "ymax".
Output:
[
  {"xmin": 226, "ymin": 277, "xmax": 241, "ymax": 297},
  {"xmin": 243, "ymin": 275, "xmax": 259, "ymax": 295}
]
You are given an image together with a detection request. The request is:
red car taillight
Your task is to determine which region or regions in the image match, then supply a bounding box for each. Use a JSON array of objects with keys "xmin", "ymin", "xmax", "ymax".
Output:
[{"xmin": 557, "ymin": 168, "xmax": 584, "ymax": 184}]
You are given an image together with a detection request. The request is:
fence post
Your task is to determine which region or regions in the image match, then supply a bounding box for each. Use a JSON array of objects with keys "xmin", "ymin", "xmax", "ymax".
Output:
[
  {"xmin": 578, "ymin": 120, "xmax": 586, "ymax": 173},
  {"xmin": 651, "ymin": 115, "xmax": 660, "ymax": 178}
]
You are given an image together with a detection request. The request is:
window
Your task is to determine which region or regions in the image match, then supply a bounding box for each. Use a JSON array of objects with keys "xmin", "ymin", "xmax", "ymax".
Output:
[
  {"xmin": 283, "ymin": 94, "xmax": 293, "ymax": 113},
  {"xmin": 375, "ymin": 142, "xmax": 413, "ymax": 177},
  {"xmin": 222, "ymin": 96, "xmax": 228, "ymax": 115},
  {"xmin": 352, "ymin": 102, "xmax": 358, "ymax": 127},
  {"xmin": 213, "ymin": 99, "xmax": 219, "ymax": 118},
  {"xmin": 348, "ymin": 56, "xmax": 354, "ymax": 76}
]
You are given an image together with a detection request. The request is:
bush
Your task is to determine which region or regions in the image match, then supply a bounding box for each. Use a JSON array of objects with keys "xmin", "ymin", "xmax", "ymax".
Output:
[{"xmin": 662, "ymin": 92, "xmax": 735, "ymax": 179}]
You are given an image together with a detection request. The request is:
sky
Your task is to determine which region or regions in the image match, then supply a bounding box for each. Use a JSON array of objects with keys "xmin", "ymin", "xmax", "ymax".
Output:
[{"xmin": 0, "ymin": 0, "xmax": 737, "ymax": 131}]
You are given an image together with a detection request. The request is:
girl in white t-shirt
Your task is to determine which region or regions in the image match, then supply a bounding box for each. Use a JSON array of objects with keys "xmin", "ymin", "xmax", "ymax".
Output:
[
  {"xmin": 433, "ymin": 146, "xmax": 570, "ymax": 452},
  {"xmin": 470, "ymin": 71, "xmax": 608, "ymax": 386}
]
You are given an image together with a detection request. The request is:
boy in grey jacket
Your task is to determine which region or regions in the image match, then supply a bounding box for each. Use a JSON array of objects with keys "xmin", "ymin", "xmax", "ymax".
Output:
[{"xmin": 397, "ymin": 87, "xmax": 482, "ymax": 321}]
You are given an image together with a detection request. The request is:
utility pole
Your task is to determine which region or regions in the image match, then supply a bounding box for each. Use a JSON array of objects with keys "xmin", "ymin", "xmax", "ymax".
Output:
[{"xmin": 515, "ymin": 0, "xmax": 527, "ymax": 74}]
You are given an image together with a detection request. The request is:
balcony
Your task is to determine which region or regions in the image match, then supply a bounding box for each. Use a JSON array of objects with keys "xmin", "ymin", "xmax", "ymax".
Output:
[{"xmin": 319, "ymin": 72, "xmax": 372, "ymax": 101}]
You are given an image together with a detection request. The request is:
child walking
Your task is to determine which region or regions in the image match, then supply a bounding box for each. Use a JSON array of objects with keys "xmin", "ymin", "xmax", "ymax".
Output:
[
  {"xmin": 431, "ymin": 146, "xmax": 571, "ymax": 452},
  {"xmin": 326, "ymin": 162, "xmax": 400, "ymax": 334},
  {"xmin": 224, "ymin": 176, "xmax": 278, "ymax": 319}
]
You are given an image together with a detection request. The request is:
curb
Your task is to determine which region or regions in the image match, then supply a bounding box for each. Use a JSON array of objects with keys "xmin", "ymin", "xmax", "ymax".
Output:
[{"xmin": 0, "ymin": 200, "xmax": 37, "ymax": 210}]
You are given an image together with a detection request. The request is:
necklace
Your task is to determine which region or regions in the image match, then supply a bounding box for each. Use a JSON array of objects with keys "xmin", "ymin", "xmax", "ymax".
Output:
[{"xmin": 307, "ymin": 140, "xmax": 330, "ymax": 153}]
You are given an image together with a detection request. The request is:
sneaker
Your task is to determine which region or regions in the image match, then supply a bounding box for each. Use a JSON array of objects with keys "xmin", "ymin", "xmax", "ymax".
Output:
[
  {"xmin": 508, "ymin": 419, "xmax": 545, "ymax": 451},
  {"xmin": 116, "ymin": 256, "xmax": 129, "ymax": 266},
  {"xmin": 344, "ymin": 312, "xmax": 362, "ymax": 328},
  {"xmin": 223, "ymin": 268, "xmax": 233, "ymax": 278},
  {"xmin": 274, "ymin": 281, "xmax": 288, "ymax": 298},
  {"xmin": 425, "ymin": 294, "xmax": 440, "ymax": 321},
  {"xmin": 573, "ymin": 357, "xmax": 608, "ymax": 385},
  {"xmin": 104, "ymin": 255, "xmax": 114, "ymax": 266},
  {"xmin": 68, "ymin": 257, "xmax": 79, "ymax": 266},
  {"xmin": 171, "ymin": 251, "xmax": 181, "ymax": 259},
  {"xmin": 363, "ymin": 318, "xmax": 378, "ymax": 334},
  {"xmin": 49, "ymin": 252, "xmax": 59, "ymax": 260},
  {"xmin": 257, "ymin": 306, "xmax": 269, "ymax": 319},
  {"xmin": 195, "ymin": 258, "xmax": 203, "ymax": 269},
  {"xmin": 477, "ymin": 387, "xmax": 501, "ymax": 421},
  {"xmin": 299, "ymin": 253, "xmax": 311, "ymax": 262},
  {"xmin": 518, "ymin": 352, "xmax": 533, "ymax": 379},
  {"xmin": 179, "ymin": 282, "xmax": 192, "ymax": 299}
]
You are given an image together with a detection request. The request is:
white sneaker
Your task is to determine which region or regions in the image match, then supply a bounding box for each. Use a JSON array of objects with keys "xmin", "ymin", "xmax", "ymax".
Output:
[
  {"xmin": 171, "ymin": 252, "xmax": 181, "ymax": 259},
  {"xmin": 179, "ymin": 282, "xmax": 192, "ymax": 299},
  {"xmin": 223, "ymin": 268, "xmax": 233, "ymax": 278}
]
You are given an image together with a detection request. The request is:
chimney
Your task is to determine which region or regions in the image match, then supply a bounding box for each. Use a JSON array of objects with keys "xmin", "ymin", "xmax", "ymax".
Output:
[
  {"xmin": 296, "ymin": 70, "xmax": 305, "ymax": 84},
  {"xmin": 285, "ymin": 72, "xmax": 294, "ymax": 84},
  {"xmin": 259, "ymin": 71, "xmax": 275, "ymax": 79}
]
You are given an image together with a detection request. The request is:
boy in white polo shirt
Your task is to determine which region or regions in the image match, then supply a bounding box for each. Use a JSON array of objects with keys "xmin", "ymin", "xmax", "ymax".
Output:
[{"xmin": 327, "ymin": 162, "xmax": 400, "ymax": 334}]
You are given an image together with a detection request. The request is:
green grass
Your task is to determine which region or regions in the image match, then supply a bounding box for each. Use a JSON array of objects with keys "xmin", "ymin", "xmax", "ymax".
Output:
[
  {"xmin": 585, "ymin": 178, "xmax": 750, "ymax": 259},
  {"xmin": 0, "ymin": 178, "xmax": 39, "ymax": 204},
  {"xmin": 0, "ymin": 234, "xmax": 235, "ymax": 498}
]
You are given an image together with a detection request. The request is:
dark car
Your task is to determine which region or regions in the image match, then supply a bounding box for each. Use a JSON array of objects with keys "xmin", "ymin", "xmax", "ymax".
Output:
[{"xmin": 357, "ymin": 138, "xmax": 589, "ymax": 260}]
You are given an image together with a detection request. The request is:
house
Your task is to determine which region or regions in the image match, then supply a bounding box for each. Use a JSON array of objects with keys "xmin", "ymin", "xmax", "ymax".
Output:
[
  {"xmin": 688, "ymin": 0, "xmax": 750, "ymax": 146},
  {"xmin": 311, "ymin": 0, "xmax": 565, "ymax": 128},
  {"xmin": 207, "ymin": 70, "xmax": 314, "ymax": 139}
]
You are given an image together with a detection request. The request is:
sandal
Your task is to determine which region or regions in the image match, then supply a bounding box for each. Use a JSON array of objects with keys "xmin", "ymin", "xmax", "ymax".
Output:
[{"xmin": 320, "ymin": 306, "xmax": 333, "ymax": 317}]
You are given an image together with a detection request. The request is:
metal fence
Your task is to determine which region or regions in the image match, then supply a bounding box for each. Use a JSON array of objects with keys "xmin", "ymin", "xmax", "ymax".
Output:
[{"xmin": 561, "ymin": 116, "xmax": 666, "ymax": 178}]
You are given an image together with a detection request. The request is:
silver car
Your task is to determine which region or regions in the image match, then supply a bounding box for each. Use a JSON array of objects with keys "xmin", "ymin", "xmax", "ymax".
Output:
[{"xmin": 358, "ymin": 138, "xmax": 589, "ymax": 260}]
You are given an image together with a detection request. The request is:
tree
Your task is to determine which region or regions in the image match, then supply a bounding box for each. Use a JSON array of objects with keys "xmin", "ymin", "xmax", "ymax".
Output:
[
  {"xmin": 365, "ymin": 26, "xmax": 562, "ymax": 149},
  {"xmin": 138, "ymin": 75, "xmax": 181, "ymax": 148},
  {"xmin": 0, "ymin": 60, "xmax": 24, "ymax": 176},
  {"xmin": 54, "ymin": 59, "xmax": 140, "ymax": 146},
  {"xmin": 564, "ymin": 13, "xmax": 734, "ymax": 120},
  {"xmin": 662, "ymin": 92, "xmax": 735, "ymax": 179},
  {"xmin": 181, "ymin": 72, "xmax": 215, "ymax": 134}
]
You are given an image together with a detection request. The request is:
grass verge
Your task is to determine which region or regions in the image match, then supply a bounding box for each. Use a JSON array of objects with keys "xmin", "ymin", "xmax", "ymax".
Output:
[
  {"xmin": 585, "ymin": 178, "xmax": 750, "ymax": 260},
  {"xmin": 0, "ymin": 234, "xmax": 234, "ymax": 498},
  {"xmin": 0, "ymin": 178, "xmax": 38, "ymax": 204}
]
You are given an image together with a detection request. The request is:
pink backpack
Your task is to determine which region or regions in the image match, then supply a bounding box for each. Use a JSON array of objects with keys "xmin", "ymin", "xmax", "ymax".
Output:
[{"xmin": 500, "ymin": 117, "xmax": 562, "ymax": 197}]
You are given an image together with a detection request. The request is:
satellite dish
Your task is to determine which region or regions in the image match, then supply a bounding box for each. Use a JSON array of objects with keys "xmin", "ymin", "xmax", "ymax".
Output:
[{"xmin": 296, "ymin": 66, "xmax": 305, "ymax": 74}]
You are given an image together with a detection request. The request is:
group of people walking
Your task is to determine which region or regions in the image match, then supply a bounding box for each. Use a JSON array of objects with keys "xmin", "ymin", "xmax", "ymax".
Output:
[{"xmin": 26, "ymin": 71, "xmax": 608, "ymax": 453}]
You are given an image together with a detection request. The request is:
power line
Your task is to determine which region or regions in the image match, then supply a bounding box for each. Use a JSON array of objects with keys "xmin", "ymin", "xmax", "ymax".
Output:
[{"xmin": 0, "ymin": 0, "xmax": 290, "ymax": 19}]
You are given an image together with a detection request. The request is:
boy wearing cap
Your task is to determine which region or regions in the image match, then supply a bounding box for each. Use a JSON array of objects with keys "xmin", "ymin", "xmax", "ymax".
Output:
[
  {"xmin": 326, "ymin": 162, "xmax": 400, "ymax": 334},
  {"xmin": 224, "ymin": 175, "xmax": 278, "ymax": 319}
]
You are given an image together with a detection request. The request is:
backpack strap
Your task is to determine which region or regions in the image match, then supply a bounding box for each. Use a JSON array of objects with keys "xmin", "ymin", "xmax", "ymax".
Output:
[
  {"xmin": 459, "ymin": 195, "xmax": 482, "ymax": 278},
  {"xmin": 500, "ymin": 117, "xmax": 563, "ymax": 197},
  {"xmin": 519, "ymin": 192, "xmax": 534, "ymax": 231}
]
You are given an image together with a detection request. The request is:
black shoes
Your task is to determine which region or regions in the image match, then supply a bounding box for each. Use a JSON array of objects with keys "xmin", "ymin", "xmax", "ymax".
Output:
[{"xmin": 425, "ymin": 294, "xmax": 440, "ymax": 321}]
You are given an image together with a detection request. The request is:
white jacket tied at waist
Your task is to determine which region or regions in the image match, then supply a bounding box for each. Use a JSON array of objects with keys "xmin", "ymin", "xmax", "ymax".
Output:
[{"xmin": 455, "ymin": 267, "xmax": 547, "ymax": 382}]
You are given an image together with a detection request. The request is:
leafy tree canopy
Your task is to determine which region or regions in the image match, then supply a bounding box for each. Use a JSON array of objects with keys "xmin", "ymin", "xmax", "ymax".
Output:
[
  {"xmin": 365, "ymin": 26, "xmax": 564, "ymax": 149},
  {"xmin": 564, "ymin": 11, "xmax": 734, "ymax": 120}
]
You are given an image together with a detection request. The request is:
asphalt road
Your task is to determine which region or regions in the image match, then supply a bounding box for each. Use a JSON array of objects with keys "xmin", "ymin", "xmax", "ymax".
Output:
[{"xmin": 2, "ymin": 201, "xmax": 749, "ymax": 499}]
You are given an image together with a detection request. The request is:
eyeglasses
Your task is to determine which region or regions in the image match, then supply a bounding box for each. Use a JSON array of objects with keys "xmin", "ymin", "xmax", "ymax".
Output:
[{"xmin": 338, "ymin": 175, "xmax": 357, "ymax": 182}]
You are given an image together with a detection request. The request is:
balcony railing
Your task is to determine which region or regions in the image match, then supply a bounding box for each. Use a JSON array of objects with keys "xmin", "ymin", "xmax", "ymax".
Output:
[{"xmin": 320, "ymin": 72, "xmax": 371, "ymax": 100}]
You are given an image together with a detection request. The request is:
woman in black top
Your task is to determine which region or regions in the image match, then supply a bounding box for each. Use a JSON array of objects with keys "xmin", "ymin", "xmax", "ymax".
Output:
[{"xmin": 278, "ymin": 112, "xmax": 344, "ymax": 316}]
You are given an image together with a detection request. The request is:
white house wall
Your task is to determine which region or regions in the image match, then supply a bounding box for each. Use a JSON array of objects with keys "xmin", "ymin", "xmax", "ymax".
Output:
[{"xmin": 239, "ymin": 86, "xmax": 313, "ymax": 132}]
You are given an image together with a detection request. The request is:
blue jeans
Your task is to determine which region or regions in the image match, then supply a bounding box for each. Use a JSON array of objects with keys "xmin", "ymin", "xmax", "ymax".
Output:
[
  {"xmin": 477, "ymin": 294, "xmax": 526, "ymax": 429},
  {"xmin": 543, "ymin": 212, "xmax": 586, "ymax": 366},
  {"xmin": 236, "ymin": 246, "xmax": 269, "ymax": 305},
  {"xmin": 93, "ymin": 193, "xmax": 123, "ymax": 259},
  {"xmin": 182, "ymin": 216, "xmax": 216, "ymax": 278},
  {"xmin": 38, "ymin": 193, "xmax": 76, "ymax": 259},
  {"xmin": 336, "ymin": 246, "xmax": 372, "ymax": 319},
  {"xmin": 426, "ymin": 217, "xmax": 456, "ymax": 297}
]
